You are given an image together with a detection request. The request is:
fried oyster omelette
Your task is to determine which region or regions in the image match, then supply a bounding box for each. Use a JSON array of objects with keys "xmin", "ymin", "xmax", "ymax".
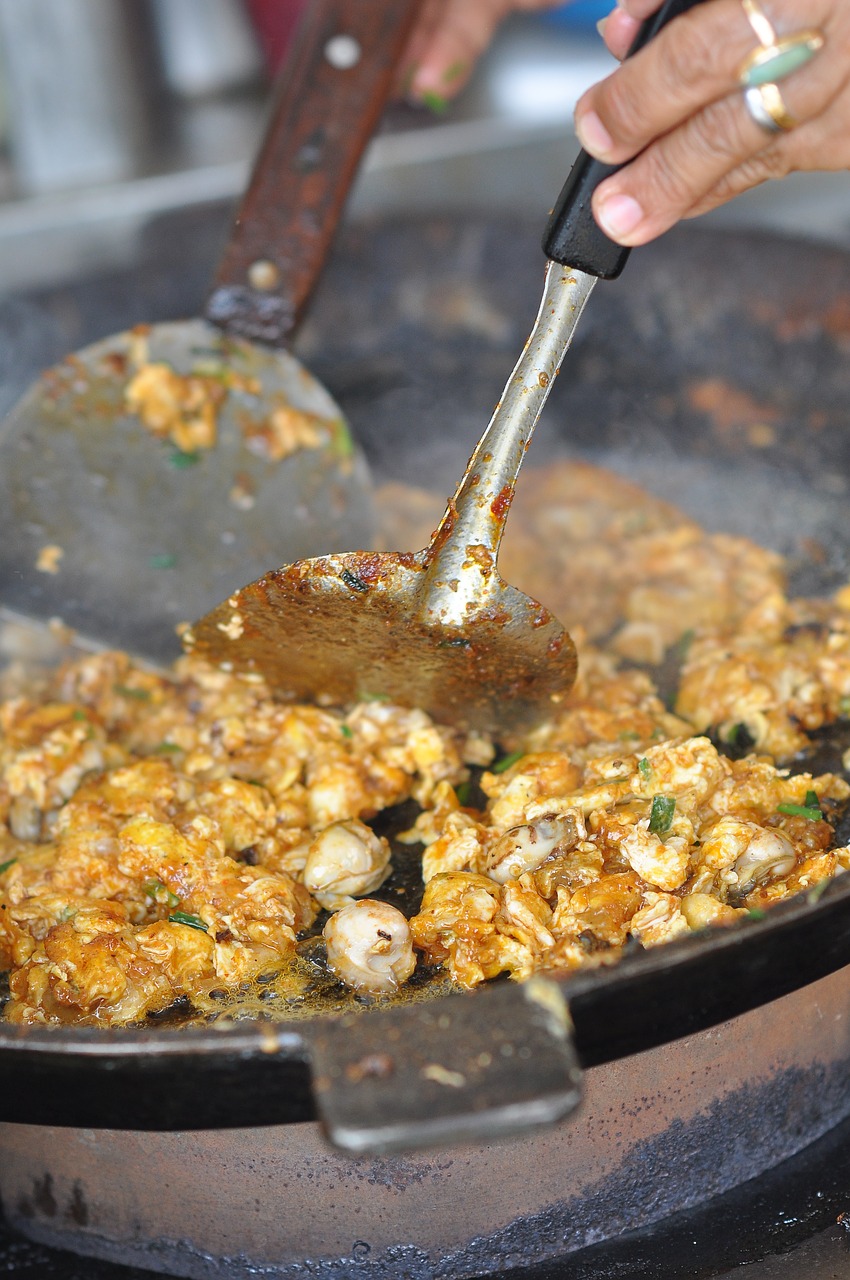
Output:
[{"xmin": 2, "ymin": 460, "xmax": 850, "ymax": 1027}]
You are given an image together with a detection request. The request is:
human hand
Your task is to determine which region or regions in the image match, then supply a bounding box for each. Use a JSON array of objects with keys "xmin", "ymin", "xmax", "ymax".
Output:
[
  {"xmin": 574, "ymin": 0, "xmax": 849, "ymax": 246},
  {"xmin": 398, "ymin": 0, "xmax": 564, "ymax": 108}
]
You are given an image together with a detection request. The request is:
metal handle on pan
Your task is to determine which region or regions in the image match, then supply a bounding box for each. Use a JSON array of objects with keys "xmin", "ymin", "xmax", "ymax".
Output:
[
  {"xmin": 306, "ymin": 978, "xmax": 583, "ymax": 1155},
  {"xmin": 544, "ymin": 0, "xmax": 712, "ymax": 278},
  {"xmin": 206, "ymin": 0, "xmax": 423, "ymax": 345}
]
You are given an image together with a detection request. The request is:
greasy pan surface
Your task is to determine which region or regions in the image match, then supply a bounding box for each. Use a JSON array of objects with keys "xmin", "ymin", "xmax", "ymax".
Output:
[{"xmin": 1, "ymin": 208, "xmax": 850, "ymax": 1130}]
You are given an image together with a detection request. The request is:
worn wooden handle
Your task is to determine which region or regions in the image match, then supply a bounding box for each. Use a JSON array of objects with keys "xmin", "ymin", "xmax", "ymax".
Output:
[{"xmin": 207, "ymin": 0, "xmax": 423, "ymax": 346}]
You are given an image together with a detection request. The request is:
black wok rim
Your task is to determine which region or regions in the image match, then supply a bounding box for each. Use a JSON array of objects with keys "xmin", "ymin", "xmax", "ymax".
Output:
[{"xmin": 0, "ymin": 865, "xmax": 847, "ymax": 1129}]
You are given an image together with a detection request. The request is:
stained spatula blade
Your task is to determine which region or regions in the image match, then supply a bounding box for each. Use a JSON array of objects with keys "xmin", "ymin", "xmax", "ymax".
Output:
[{"xmin": 0, "ymin": 318, "xmax": 373, "ymax": 663}]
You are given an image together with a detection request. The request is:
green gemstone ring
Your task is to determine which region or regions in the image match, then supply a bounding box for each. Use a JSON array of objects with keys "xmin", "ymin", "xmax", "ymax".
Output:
[{"xmin": 738, "ymin": 0, "xmax": 825, "ymax": 91}]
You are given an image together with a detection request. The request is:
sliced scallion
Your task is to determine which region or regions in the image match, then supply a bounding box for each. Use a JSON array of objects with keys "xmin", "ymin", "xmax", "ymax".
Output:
[
  {"xmin": 777, "ymin": 801, "xmax": 822, "ymax": 821},
  {"xmin": 168, "ymin": 911, "xmax": 208, "ymax": 932},
  {"xmin": 168, "ymin": 449, "xmax": 200, "ymax": 469},
  {"xmin": 144, "ymin": 880, "xmax": 180, "ymax": 908},
  {"xmin": 492, "ymin": 751, "xmax": 524, "ymax": 774},
  {"xmin": 648, "ymin": 795, "xmax": 676, "ymax": 834},
  {"xmin": 113, "ymin": 684, "xmax": 152, "ymax": 701}
]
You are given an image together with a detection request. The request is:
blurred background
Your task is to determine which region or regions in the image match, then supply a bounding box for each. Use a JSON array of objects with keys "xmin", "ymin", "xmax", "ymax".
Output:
[{"xmin": 0, "ymin": 0, "xmax": 846, "ymax": 296}]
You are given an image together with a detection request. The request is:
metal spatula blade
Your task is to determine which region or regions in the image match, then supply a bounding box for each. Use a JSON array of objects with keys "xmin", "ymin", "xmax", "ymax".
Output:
[
  {"xmin": 185, "ymin": 264, "xmax": 593, "ymax": 734},
  {"xmin": 0, "ymin": 319, "xmax": 372, "ymax": 663},
  {"xmin": 0, "ymin": 0, "xmax": 424, "ymax": 663}
]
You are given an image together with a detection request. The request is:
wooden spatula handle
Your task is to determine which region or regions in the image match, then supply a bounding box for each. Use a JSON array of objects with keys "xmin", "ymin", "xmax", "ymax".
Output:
[{"xmin": 208, "ymin": 0, "xmax": 422, "ymax": 346}]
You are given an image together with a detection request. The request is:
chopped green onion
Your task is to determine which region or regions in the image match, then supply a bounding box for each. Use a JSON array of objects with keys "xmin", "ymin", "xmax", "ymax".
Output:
[
  {"xmin": 804, "ymin": 789, "xmax": 820, "ymax": 809},
  {"xmin": 722, "ymin": 723, "xmax": 746, "ymax": 746},
  {"xmin": 777, "ymin": 802, "xmax": 822, "ymax": 821},
  {"xmin": 154, "ymin": 741, "xmax": 182, "ymax": 754},
  {"xmin": 168, "ymin": 910, "xmax": 208, "ymax": 932},
  {"xmin": 747, "ymin": 907, "xmax": 767, "ymax": 921},
  {"xmin": 671, "ymin": 629, "xmax": 695, "ymax": 661},
  {"xmin": 618, "ymin": 730, "xmax": 640, "ymax": 742},
  {"xmin": 332, "ymin": 419, "xmax": 355, "ymax": 459},
  {"xmin": 168, "ymin": 448, "xmax": 200, "ymax": 469},
  {"xmin": 0, "ymin": 858, "xmax": 17, "ymax": 875},
  {"xmin": 840, "ymin": 696, "xmax": 850, "ymax": 719},
  {"xmin": 421, "ymin": 90, "xmax": 449, "ymax": 115},
  {"xmin": 71, "ymin": 709, "xmax": 88, "ymax": 722},
  {"xmin": 190, "ymin": 361, "xmax": 228, "ymax": 380},
  {"xmin": 492, "ymin": 751, "xmax": 524, "ymax": 774},
  {"xmin": 648, "ymin": 795, "xmax": 676, "ymax": 834},
  {"xmin": 339, "ymin": 724, "xmax": 353, "ymax": 740},
  {"xmin": 807, "ymin": 878, "xmax": 831, "ymax": 905},
  {"xmin": 113, "ymin": 684, "xmax": 152, "ymax": 701},
  {"xmin": 149, "ymin": 554, "xmax": 177, "ymax": 570},
  {"xmin": 144, "ymin": 880, "xmax": 180, "ymax": 908},
  {"xmin": 455, "ymin": 780, "xmax": 472, "ymax": 807},
  {"xmin": 359, "ymin": 692, "xmax": 391, "ymax": 703},
  {"xmin": 638, "ymin": 758, "xmax": 652, "ymax": 780}
]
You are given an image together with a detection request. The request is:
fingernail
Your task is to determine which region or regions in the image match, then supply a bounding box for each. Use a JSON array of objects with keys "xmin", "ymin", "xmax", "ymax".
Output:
[
  {"xmin": 596, "ymin": 193, "xmax": 644, "ymax": 240},
  {"xmin": 575, "ymin": 110, "xmax": 614, "ymax": 160},
  {"xmin": 596, "ymin": 16, "xmax": 608, "ymax": 36}
]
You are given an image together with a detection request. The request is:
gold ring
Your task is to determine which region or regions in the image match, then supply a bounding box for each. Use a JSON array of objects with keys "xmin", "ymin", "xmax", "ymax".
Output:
[
  {"xmin": 738, "ymin": 0, "xmax": 824, "ymax": 89},
  {"xmin": 743, "ymin": 81, "xmax": 796, "ymax": 133}
]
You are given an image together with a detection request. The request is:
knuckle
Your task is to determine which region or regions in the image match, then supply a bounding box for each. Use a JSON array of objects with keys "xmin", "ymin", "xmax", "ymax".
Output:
[
  {"xmin": 745, "ymin": 146, "xmax": 792, "ymax": 182},
  {"xmin": 705, "ymin": 149, "xmax": 789, "ymax": 207}
]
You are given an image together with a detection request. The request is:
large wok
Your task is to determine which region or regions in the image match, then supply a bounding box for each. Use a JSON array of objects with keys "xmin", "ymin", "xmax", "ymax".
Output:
[{"xmin": 1, "ymin": 209, "xmax": 850, "ymax": 1276}]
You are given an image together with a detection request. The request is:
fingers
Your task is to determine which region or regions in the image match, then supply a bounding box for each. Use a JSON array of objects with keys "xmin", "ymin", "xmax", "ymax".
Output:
[
  {"xmin": 593, "ymin": 93, "xmax": 779, "ymax": 243},
  {"xmin": 397, "ymin": 0, "xmax": 513, "ymax": 104},
  {"xmin": 576, "ymin": 0, "xmax": 831, "ymax": 165},
  {"xmin": 600, "ymin": 7, "xmax": 643, "ymax": 61},
  {"xmin": 395, "ymin": 0, "xmax": 453, "ymax": 101},
  {"xmin": 592, "ymin": 57, "xmax": 846, "ymax": 246},
  {"xmin": 574, "ymin": 0, "xmax": 847, "ymax": 245},
  {"xmin": 398, "ymin": 0, "xmax": 565, "ymax": 105},
  {"xmin": 685, "ymin": 92, "xmax": 850, "ymax": 216}
]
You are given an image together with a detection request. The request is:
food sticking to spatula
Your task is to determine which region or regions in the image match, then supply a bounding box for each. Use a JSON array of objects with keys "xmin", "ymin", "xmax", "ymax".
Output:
[
  {"xmin": 0, "ymin": 0, "xmax": 423, "ymax": 665},
  {"xmin": 186, "ymin": 0, "xmax": 709, "ymax": 735}
]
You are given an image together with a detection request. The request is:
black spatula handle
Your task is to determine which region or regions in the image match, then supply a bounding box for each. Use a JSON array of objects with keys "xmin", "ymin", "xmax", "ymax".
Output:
[{"xmin": 543, "ymin": 0, "xmax": 711, "ymax": 279}]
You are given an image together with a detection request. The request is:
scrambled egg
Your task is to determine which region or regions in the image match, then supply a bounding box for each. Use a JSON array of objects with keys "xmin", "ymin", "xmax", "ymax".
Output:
[
  {"xmin": 124, "ymin": 356, "xmax": 330, "ymax": 461},
  {"xmin": 1, "ymin": 460, "xmax": 849, "ymax": 1024}
]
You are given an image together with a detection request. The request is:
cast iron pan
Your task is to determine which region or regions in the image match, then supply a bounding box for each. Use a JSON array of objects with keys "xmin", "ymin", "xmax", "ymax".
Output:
[{"xmin": 1, "ymin": 210, "xmax": 849, "ymax": 1151}]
